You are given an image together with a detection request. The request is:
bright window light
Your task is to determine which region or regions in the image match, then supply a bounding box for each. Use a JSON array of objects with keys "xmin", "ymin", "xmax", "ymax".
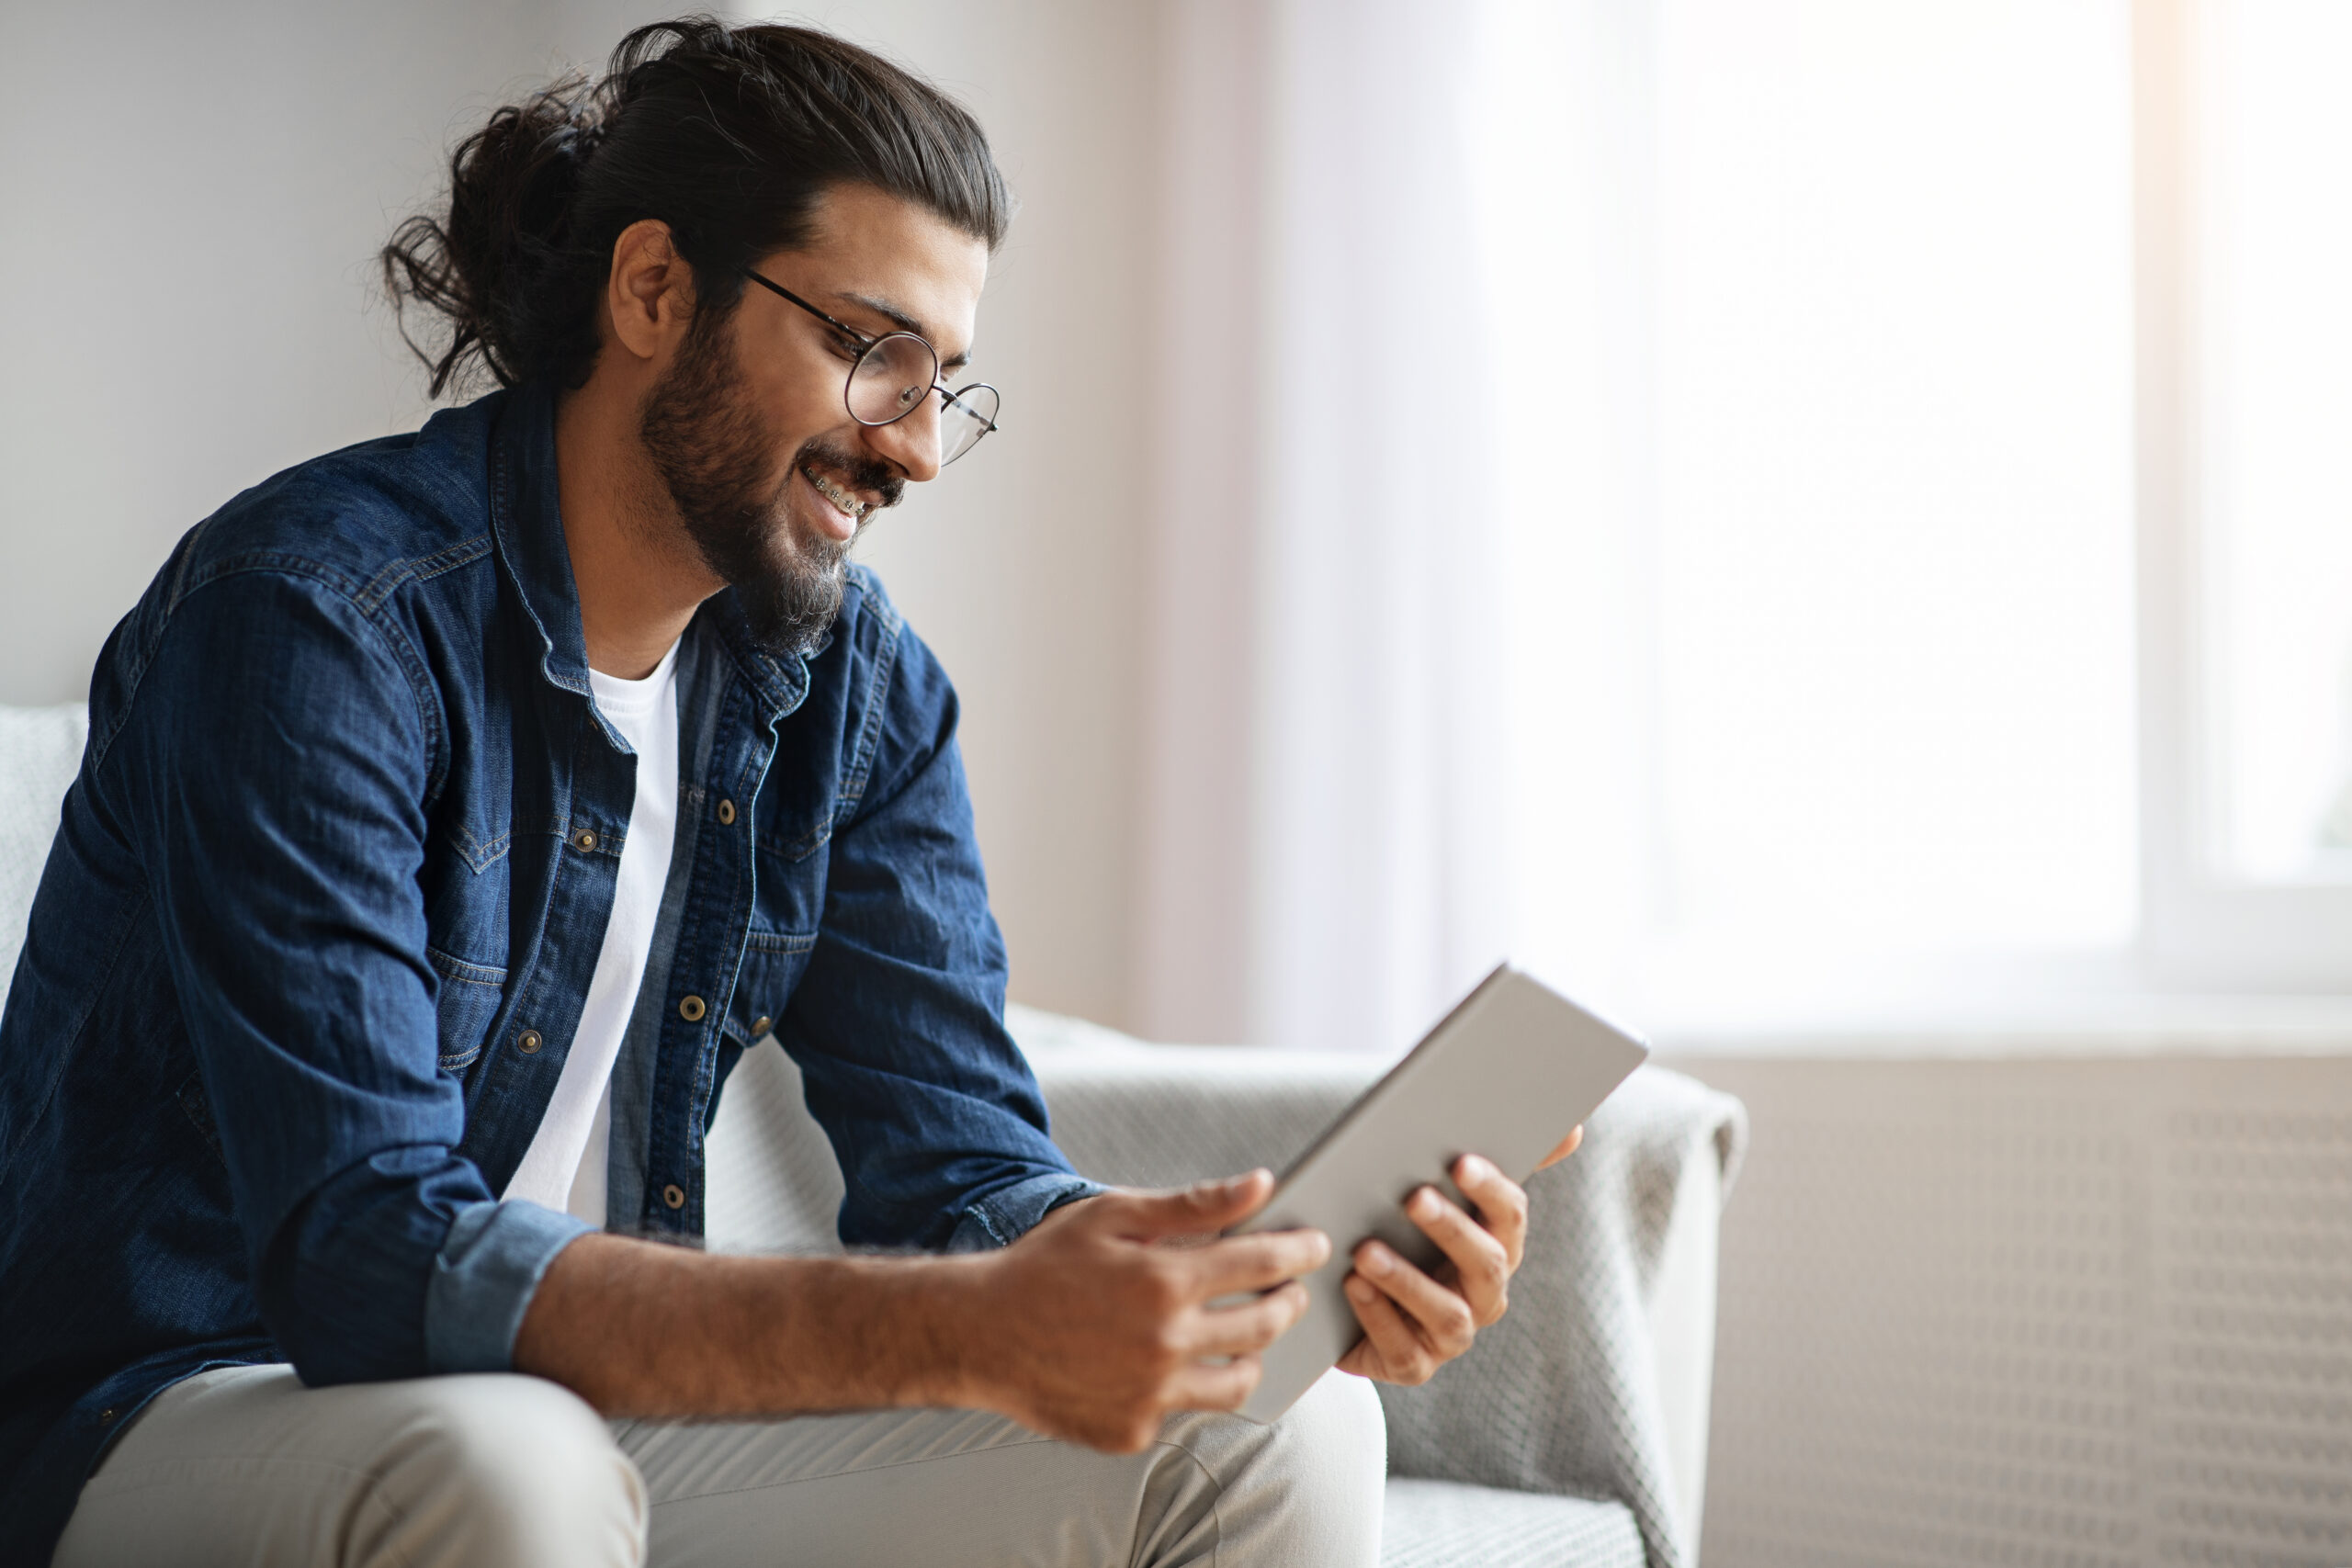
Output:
[{"xmin": 1647, "ymin": 0, "xmax": 2138, "ymax": 958}]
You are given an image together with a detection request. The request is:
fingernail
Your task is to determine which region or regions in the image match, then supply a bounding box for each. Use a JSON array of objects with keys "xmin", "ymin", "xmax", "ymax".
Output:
[
  {"xmin": 1363, "ymin": 1247, "xmax": 1395, "ymax": 1276},
  {"xmin": 1346, "ymin": 1276, "xmax": 1375, "ymax": 1302},
  {"xmin": 1461, "ymin": 1156, "xmax": 1492, "ymax": 1181},
  {"xmin": 1410, "ymin": 1189, "xmax": 1441, "ymax": 1218}
]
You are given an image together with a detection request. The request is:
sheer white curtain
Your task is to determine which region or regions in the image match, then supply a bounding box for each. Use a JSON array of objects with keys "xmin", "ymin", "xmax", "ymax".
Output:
[
  {"xmin": 1138, "ymin": 0, "xmax": 1649, "ymax": 1054},
  {"xmin": 1241, "ymin": 0, "xmax": 1520, "ymax": 1056}
]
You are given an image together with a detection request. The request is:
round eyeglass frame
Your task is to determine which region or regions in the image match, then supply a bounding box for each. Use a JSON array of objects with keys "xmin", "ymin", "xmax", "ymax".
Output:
[{"xmin": 741, "ymin": 268, "xmax": 1001, "ymax": 466}]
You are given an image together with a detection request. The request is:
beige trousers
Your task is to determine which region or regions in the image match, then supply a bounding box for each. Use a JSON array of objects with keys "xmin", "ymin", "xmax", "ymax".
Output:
[{"xmin": 52, "ymin": 1363, "xmax": 1386, "ymax": 1567}]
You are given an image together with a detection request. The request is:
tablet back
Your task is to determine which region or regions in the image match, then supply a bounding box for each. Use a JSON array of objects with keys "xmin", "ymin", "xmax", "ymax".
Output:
[{"xmin": 1227, "ymin": 964, "xmax": 1649, "ymax": 1422}]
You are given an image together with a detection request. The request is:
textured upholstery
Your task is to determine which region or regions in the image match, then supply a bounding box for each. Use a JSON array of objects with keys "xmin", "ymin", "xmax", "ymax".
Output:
[
  {"xmin": 1381, "ymin": 1479, "xmax": 1645, "ymax": 1568},
  {"xmin": 0, "ymin": 702, "xmax": 86, "ymax": 1019}
]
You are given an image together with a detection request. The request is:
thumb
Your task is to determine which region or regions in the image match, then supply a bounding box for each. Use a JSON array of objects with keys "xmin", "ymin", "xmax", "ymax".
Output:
[
  {"xmin": 1100, "ymin": 1170, "xmax": 1275, "ymax": 1239},
  {"xmin": 1534, "ymin": 1124, "xmax": 1585, "ymax": 1170}
]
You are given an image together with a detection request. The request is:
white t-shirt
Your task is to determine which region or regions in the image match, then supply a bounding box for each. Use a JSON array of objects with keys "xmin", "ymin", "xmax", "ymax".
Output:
[{"xmin": 502, "ymin": 640, "xmax": 682, "ymax": 1225}]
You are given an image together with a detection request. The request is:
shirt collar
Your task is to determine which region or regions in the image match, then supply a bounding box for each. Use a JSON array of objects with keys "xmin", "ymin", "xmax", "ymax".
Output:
[
  {"xmin": 488, "ymin": 380, "xmax": 814, "ymax": 722},
  {"xmin": 692, "ymin": 591, "xmax": 818, "ymax": 721},
  {"xmin": 487, "ymin": 380, "xmax": 592, "ymax": 700}
]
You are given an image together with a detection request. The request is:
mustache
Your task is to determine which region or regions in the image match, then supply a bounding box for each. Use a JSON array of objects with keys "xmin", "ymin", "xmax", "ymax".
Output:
[{"xmin": 793, "ymin": 438, "xmax": 907, "ymax": 515}]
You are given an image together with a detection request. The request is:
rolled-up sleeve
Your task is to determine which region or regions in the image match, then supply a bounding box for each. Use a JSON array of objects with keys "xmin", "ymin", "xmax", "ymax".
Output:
[
  {"xmin": 119, "ymin": 567, "xmax": 575, "ymax": 1383},
  {"xmin": 944, "ymin": 1172, "xmax": 1106, "ymax": 1252},
  {"xmin": 424, "ymin": 1200, "xmax": 594, "ymax": 1371}
]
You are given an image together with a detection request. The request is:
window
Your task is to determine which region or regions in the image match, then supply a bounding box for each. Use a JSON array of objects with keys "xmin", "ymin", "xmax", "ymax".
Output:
[
  {"xmin": 1467, "ymin": 0, "xmax": 2351, "ymax": 1023},
  {"xmin": 1170, "ymin": 0, "xmax": 2352, "ymax": 1053}
]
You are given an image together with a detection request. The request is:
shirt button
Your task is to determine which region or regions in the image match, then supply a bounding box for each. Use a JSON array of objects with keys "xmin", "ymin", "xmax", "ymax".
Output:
[
  {"xmin": 751, "ymin": 1014, "xmax": 773, "ymax": 1038},
  {"xmin": 96, "ymin": 1407, "xmax": 118, "ymax": 1425},
  {"xmin": 572, "ymin": 828, "xmax": 599, "ymax": 852},
  {"xmin": 662, "ymin": 1183, "xmax": 687, "ymax": 1210},
  {"xmin": 517, "ymin": 1029, "xmax": 543, "ymax": 1055},
  {"xmin": 717, "ymin": 798, "xmax": 737, "ymax": 826},
  {"xmin": 678, "ymin": 995, "xmax": 707, "ymax": 1022}
]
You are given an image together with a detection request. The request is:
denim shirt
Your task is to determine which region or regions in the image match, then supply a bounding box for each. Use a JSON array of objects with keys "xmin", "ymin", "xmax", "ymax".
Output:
[{"xmin": 0, "ymin": 382, "xmax": 1096, "ymax": 1562}]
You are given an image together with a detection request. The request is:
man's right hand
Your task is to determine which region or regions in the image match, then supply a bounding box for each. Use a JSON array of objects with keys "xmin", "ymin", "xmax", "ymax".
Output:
[{"xmin": 956, "ymin": 1172, "xmax": 1329, "ymax": 1452}]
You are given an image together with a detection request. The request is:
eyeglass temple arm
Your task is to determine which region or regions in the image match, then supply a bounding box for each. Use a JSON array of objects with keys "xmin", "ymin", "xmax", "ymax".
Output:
[{"xmin": 742, "ymin": 269, "xmax": 874, "ymax": 346}]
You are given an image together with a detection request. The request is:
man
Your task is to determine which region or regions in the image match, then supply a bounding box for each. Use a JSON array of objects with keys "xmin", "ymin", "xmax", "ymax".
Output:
[{"xmin": 0, "ymin": 19, "xmax": 1575, "ymax": 1565}]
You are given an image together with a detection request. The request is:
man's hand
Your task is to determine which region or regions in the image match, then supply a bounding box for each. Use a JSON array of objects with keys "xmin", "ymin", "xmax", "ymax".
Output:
[
  {"xmin": 1335, "ymin": 1123, "xmax": 1582, "ymax": 1385},
  {"xmin": 957, "ymin": 1172, "xmax": 1329, "ymax": 1452}
]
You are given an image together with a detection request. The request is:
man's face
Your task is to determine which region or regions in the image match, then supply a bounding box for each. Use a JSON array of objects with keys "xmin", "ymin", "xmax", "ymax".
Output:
[{"xmin": 639, "ymin": 183, "xmax": 991, "ymax": 655}]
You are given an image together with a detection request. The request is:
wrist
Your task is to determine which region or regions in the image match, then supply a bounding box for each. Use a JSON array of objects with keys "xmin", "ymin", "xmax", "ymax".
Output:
[{"xmin": 886, "ymin": 1252, "xmax": 999, "ymax": 1411}]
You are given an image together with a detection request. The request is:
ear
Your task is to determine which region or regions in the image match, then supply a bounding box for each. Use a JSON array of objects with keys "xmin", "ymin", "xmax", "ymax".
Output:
[{"xmin": 605, "ymin": 219, "xmax": 695, "ymax": 363}]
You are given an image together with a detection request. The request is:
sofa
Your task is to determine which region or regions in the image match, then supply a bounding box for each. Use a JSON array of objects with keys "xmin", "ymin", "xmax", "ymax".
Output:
[{"xmin": 0, "ymin": 700, "xmax": 1745, "ymax": 1567}]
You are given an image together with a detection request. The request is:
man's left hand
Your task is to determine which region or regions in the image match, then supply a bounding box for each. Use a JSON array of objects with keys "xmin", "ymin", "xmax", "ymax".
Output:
[{"xmin": 1335, "ymin": 1124, "xmax": 1582, "ymax": 1384}]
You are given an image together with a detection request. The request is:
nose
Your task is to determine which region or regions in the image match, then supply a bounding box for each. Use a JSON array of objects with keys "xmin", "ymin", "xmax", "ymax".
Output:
[{"xmin": 861, "ymin": 394, "xmax": 944, "ymax": 485}]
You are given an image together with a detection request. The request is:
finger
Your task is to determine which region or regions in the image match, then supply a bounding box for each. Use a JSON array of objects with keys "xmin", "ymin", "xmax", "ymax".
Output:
[
  {"xmin": 1093, "ymin": 1170, "xmax": 1275, "ymax": 1239},
  {"xmin": 1184, "ymin": 1228, "xmax": 1333, "ymax": 1295},
  {"xmin": 1535, "ymin": 1124, "xmax": 1584, "ymax": 1170},
  {"xmin": 1343, "ymin": 1271, "xmax": 1438, "ymax": 1384},
  {"xmin": 1356, "ymin": 1240, "xmax": 1477, "ymax": 1358},
  {"xmin": 1406, "ymin": 1184, "xmax": 1512, "ymax": 1321},
  {"xmin": 1450, "ymin": 1154, "xmax": 1531, "ymax": 1273},
  {"xmin": 1168, "ymin": 1352, "xmax": 1263, "ymax": 1412},
  {"xmin": 1182, "ymin": 1281, "xmax": 1310, "ymax": 1358}
]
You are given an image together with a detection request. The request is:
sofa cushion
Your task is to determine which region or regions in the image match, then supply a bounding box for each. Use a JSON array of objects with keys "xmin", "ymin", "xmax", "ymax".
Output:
[{"xmin": 1382, "ymin": 1478, "xmax": 1645, "ymax": 1568}]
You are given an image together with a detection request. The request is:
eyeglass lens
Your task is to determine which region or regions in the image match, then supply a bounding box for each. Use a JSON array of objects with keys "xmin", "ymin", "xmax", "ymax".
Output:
[
  {"xmin": 846, "ymin": 333, "xmax": 936, "ymax": 423},
  {"xmin": 938, "ymin": 385, "xmax": 999, "ymax": 466},
  {"xmin": 845, "ymin": 334, "xmax": 999, "ymax": 466}
]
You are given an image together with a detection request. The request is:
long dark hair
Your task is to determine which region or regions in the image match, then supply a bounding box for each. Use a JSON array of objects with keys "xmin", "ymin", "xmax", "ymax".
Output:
[{"xmin": 381, "ymin": 17, "xmax": 1011, "ymax": 398}]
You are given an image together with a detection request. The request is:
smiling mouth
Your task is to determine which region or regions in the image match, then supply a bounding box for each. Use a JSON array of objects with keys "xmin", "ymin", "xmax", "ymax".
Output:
[{"xmin": 800, "ymin": 463, "xmax": 872, "ymax": 522}]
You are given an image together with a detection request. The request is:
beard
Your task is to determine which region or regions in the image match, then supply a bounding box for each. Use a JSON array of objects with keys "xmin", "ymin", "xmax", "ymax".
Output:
[{"xmin": 638, "ymin": 308, "xmax": 902, "ymax": 657}]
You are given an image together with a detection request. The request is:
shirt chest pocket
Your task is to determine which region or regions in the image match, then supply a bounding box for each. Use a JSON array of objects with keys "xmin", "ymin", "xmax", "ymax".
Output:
[
  {"xmin": 729, "ymin": 935, "xmax": 817, "ymax": 1046},
  {"xmin": 428, "ymin": 947, "xmax": 507, "ymax": 1069}
]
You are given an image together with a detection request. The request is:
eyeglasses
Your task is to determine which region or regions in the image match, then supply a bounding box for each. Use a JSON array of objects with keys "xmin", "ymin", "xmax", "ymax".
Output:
[{"xmin": 742, "ymin": 269, "xmax": 1001, "ymax": 467}]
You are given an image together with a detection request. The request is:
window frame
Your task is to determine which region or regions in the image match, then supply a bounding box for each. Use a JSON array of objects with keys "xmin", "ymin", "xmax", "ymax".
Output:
[{"xmin": 2132, "ymin": 0, "xmax": 2352, "ymax": 990}]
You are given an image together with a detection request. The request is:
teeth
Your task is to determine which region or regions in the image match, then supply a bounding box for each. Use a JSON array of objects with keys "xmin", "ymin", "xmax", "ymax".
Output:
[{"xmin": 806, "ymin": 468, "xmax": 868, "ymax": 519}]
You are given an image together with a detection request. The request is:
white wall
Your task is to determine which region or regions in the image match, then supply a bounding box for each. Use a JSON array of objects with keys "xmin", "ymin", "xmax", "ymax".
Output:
[
  {"xmin": 0, "ymin": 1, "xmax": 1159, "ymax": 1027},
  {"xmin": 0, "ymin": 0, "xmax": 661, "ymax": 698}
]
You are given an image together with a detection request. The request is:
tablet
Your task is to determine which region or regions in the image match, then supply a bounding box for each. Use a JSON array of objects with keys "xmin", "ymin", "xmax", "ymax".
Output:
[{"xmin": 1224, "ymin": 964, "xmax": 1649, "ymax": 1422}]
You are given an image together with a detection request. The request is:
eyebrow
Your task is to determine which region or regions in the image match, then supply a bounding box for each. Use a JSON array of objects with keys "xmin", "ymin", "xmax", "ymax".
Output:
[{"xmin": 832, "ymin": 291, "xmax": 974, "ymax": 374}]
